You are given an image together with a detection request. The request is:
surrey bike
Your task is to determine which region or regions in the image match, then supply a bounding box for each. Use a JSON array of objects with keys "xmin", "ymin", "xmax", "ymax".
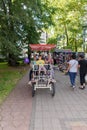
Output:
[{"xmin": 31, "ymin": 64, "xmax": 56, "ymax": 97}]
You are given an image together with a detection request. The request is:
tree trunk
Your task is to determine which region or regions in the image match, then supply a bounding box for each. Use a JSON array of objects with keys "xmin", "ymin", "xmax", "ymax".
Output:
[
  {"xmin": 75, "ymin": 39, "xmax": 77, "ymax": 52},
  {"xmin": 2, "ymin": 0, "xmax": 18, "ymax": 66},
  {"xmin": 2, "ymin": 0, "xmax": 7, "ymax": 14},
  {"xmin": 8, "ymin": 0, "xmax": 14, "ymax": 31},
  {"xmin": 64, "ymin": 24, "xmax": 69, "ymax": 46},
  {"xmin": 28, "ymin": 45, "xmax": 31, "ymax": 63},
  {"xmin": 8, "ymin": 54, "xmax": 19, "ymax": 66}
]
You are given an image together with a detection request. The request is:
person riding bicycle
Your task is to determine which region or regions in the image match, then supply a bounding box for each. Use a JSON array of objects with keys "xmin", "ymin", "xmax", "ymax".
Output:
[{"xmin": 36, "ymin": 55, "xmax": 46, "ymax": 74}]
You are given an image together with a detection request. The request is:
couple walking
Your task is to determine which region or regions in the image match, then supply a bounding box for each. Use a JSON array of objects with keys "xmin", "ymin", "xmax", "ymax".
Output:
[{"xmin": 66, "ymin": 54, "xmax": 87, "ymax": 89}]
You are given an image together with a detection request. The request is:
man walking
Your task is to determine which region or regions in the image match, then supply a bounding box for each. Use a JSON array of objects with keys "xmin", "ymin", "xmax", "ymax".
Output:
[{"xmin": 78, "ymin": 55, "xmax": 87, "ymax": 89}]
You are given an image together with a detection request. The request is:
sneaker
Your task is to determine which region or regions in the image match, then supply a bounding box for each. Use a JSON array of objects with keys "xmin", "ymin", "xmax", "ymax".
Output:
[
  {"xmin": 52, "ymin": 79, "xmax": 56, "ymax": 83},
  {"xmin": 28, "ymin": 81, "xmax": 31, "ymax": 85},
  {"xmin": 83, "ymin": 86, "xmax": 85, "ymax": 89},
  {"xmin": 83, "ymin": 83, "xmax": 85, "ymax": 86},
  {"xmin": 73, "ymin": 86, "xmax": 76, "ymax": 89},
  {"xmin": 83, "ymin": 83, "xmax": 86, "ymax": 89},
  {"xmin": 79, "ymin": 86, "xmax": 85, "ymax": 90}
]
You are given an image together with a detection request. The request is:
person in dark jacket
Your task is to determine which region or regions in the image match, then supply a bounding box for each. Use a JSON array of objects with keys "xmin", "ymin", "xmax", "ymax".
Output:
[{"xmin": 78, "ymin": 55, "xmax": 87, "ymax": 89}]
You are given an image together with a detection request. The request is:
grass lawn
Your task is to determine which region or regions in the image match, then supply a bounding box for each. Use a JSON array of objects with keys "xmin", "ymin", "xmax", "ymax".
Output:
[{"xmin": 0, "ymin": 62, "xmax": 29, "ymax": 104}]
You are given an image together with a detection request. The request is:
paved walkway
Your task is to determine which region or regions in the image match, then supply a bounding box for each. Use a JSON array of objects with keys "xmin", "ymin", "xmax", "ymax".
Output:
[
  {"xmin": 0, "ymin": 70, "xmax": 87, "ymax": 130},
  {"xmin": 0, "ymin": 72, "xmax": 32, "ymax": 130}
]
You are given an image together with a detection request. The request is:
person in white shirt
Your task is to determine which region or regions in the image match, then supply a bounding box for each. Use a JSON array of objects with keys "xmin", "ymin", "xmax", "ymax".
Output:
[{"xmin": 66, "ymin": 54, "xmax": 78, "ymax": 89}]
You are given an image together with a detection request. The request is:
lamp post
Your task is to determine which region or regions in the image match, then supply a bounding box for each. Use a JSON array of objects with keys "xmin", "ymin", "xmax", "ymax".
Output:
[{"xmin": 83, "ymin": 24, "xmax": 87, "ymax": 52}]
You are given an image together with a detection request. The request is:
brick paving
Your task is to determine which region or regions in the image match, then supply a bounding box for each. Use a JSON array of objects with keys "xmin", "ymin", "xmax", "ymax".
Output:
[
  {"xmin": 0, "ymin": 72, "xmax": 32, "ymax": 130},
  {"xmin": 29, "ymin": 71, "xmax": 87, "ymax": 130},
  {"xmin": 0, "ymin": 70, "xmax": 87, "ymax": 130}
]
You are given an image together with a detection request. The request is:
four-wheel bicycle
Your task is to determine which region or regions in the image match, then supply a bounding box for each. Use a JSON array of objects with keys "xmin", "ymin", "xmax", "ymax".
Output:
[{"xmin": 31, "ymin": 64, "xmax": 56, "ymax": 97}]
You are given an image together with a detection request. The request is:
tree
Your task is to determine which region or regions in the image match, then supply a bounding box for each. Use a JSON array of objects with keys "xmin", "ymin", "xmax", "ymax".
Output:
[
  {"xmin": 0, "ymin": 0, "xmax": 56, "ymax": 65},
  {"xmin": 47, "ymin": 0, "xmax": 86, "ymax": 51}
]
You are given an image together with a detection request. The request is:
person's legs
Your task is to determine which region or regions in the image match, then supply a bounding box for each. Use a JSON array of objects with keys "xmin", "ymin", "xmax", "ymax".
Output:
[
  {"xmin": 28, "ymin": 69, "xmax": 33, "ymax": 85},
  {"xmin": 39, "ymin": 66, "xmax": 46, "ymax": 74},
  {"xmin": 29, "ymin": 69, "xmax": 33, "ymax": 81},
  {"xmin": 69, "ymin": 72, "xmax": 73, "ymax": 86},
  {"xmin": 80, "ymin": 73, "xmax": 84, "ymax": 86},
  {"xmin": 79, "ymin": 73, "xmax": 86, "ymax": 88},
  {"xmin": 42, "ymin": 66, "xmax": 46, "ymax": 74},
  {"xmin": 83, "ymin": 73, "xmax": 86, "ymax": 87},
  {"xmin": 69, "ymin": 72, "xmax": 76, "ymax": 87},
  {"xmin": 72, "ymin": 72, "xmax": 77, "ymax": 87}
]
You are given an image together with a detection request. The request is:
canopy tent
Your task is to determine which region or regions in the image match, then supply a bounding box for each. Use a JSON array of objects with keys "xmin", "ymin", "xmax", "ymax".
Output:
[
  {"xmin": 29, "ymin": 44, "xmax": 56, "ymax": 51},
  {"xmin": 54, "ymin": 49, "xmax": 72, "ymax": 53}
]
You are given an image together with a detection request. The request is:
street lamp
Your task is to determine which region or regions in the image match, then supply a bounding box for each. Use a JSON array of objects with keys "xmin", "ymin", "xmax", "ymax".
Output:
[{"xmin": 83, "ymin": 24, "xmax": 87, "ymax": 52}]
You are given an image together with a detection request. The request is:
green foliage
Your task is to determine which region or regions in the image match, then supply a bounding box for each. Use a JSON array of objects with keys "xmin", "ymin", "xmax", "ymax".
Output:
[
  {"xmin": 47, "ymin": 0, "xmax": 86, "ymax": 52},
  {"xmin": 0, "ymin": 0, "xmax": 56, "ymax": 65},
  {"xmin": 0, "ymin": 62, "xmax": 29, "ymax": 104},
  {"xmin": 47, "ymin": 37, "xmax": 57, "ymax": 44},
  {"xmin": 0, "ymin": 0, "xmax": 86, "ymax": 60}
]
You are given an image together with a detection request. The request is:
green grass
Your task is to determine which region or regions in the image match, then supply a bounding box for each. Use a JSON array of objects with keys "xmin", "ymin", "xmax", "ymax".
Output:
[{"xmin": 0, "ymin": 62, "xmax": 29, "ymax": 104}]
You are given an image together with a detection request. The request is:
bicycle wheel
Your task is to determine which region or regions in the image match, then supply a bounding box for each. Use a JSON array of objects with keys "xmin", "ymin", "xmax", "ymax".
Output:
[
  {"xmin": 32, "ymin": 83, "xmax": 35, "ymax": 97},
  {"xmin": 50, "ymin": 83, "xmax": 55, "ymax": 97}
]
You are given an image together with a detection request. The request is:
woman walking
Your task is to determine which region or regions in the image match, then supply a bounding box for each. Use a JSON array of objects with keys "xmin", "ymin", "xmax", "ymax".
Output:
[{"xmin": 66, "ymin": 54, "xmax": 78, "ymax": 89}]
